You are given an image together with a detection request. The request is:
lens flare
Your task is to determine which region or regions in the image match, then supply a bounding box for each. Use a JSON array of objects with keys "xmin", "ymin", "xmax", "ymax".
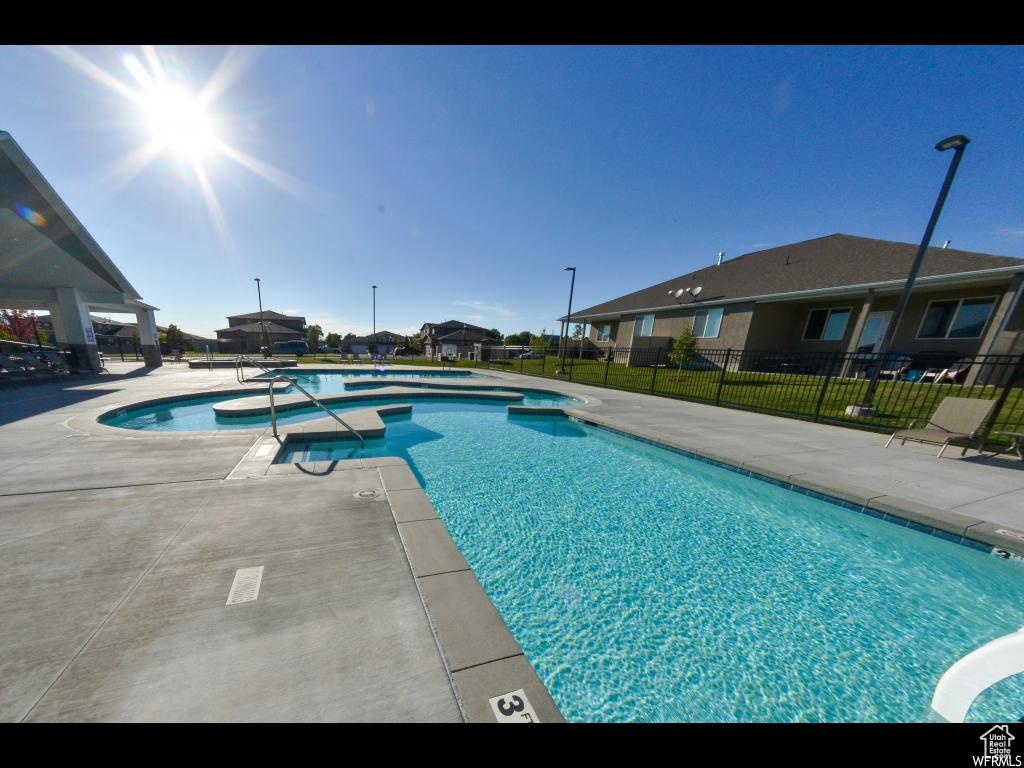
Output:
[{"xmin": 14, "ymin": 204, "xmax": 47, "ymax": 228}]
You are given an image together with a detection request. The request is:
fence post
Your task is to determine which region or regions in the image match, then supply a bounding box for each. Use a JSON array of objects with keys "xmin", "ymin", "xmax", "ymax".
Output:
[
  {"xmin": 650, "ymin": 348, "xmax": 661, "ymax": 394},
  {"xmin": 813, "ymin": 351, "xmax": 840, "ymax": 422},
  {"xmin": 569, "ymin": 347, "xmax": 575, "ymax": 381},
  {"xmin": 541, "ymin": 347, "xmax": 547, "ymax": 378},
  {"xmin": 979, "ymin": 353, "xmax": 1024, "ymax": 446},
  {"xmin": 604, "ymin": 349, "xmax": 612, "ymax": 387},
  {"xmin": 715, "ymin": 349, "xmax": 732, "ymax": 406},
  {"xmin": 520, "ymin": 349, "xmax": 525, "ymax": 375}
]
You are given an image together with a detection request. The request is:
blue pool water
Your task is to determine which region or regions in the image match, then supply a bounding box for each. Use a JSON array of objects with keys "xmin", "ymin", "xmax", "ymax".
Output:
[
  {"xmin": 253, "ymin": 368, "xmax": 485, "ymax": 395},
  {"xmin": 279, "ymin": 402, "xmax": 1024, "ymax": 722},
  {"xmin": 101, "ymin": 390, "xmax": 583, "ymax": 432}
]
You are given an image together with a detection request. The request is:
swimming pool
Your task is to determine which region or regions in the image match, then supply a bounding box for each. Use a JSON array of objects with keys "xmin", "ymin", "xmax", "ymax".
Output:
[
  {"xmin": 279, "ymin": 402, "xmax": 1024, "ymax": 722},
  {"xmin": 100, "ymin": 390, "xmax": 584, "ymax": 431},
  {"xmin": 252, "ymin": 368, "xmax": 486, "ymax": 395}
]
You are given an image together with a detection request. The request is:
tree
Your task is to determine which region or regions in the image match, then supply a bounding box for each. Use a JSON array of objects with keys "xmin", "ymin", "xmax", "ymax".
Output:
[
  {"xmin": 530, "ymin": 328, "xmax": 548, "ymax": 352},
  {"xmin": 164, "ymin": 323, "xmax": 185, "ymax": 350},
  {"xmin": 487, "ymin": 328, "xmax": 502, "ymax": 340},
  {"xmin": 324, "ymin": 332, "xmax": 341, "ymax": 349},
  {"xmin": 0, "ymin": 309, "xmax": 39, "ymax": 343},
  {"xmin": 307, "ymin": 324, "xmax": 323, "ymax": 350},
  {"xmin": 669, "ymin": 326, "xmax": 698, "ymax": 380},
  {"xmin": 572, "ymin": 323, "xmax": 583, "ymax": 340},
  {"xmin": 504, "ymin": 330, "xmax": 532, "ymax": 347}
]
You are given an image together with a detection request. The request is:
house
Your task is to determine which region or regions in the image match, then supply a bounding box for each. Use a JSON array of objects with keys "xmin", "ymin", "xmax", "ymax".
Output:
[
  {"xmin": 345, "ymin": 331, "xmax": 402, "ymax": 356},
  {"xmin": 418, "ymin": 320, "xmax": 499, "ymax": 360},
  {"xmin": 565, "ymin": 234, "xmax": 1024, "ymax": 380},
  {"xmin": 215, "ymin": 310, "xmax": 306, "ymax": 354},
  {"xmin": 35, "ymin": 314, "xmax": 209, "ymax": 354}
]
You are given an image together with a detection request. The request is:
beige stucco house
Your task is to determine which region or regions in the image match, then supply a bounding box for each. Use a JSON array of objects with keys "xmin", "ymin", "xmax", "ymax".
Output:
[{"xmin": 566, "ymin": 235, "xmax": 1024, "ymax": 377}]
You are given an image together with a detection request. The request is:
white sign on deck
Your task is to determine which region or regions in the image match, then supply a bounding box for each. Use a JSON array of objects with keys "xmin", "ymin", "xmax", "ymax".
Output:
[
  {"xmin": 226, "ymin": 566, "xmax": 264, "ymax": 605},
  {"xmin": 489, "ymin": 689, "xmax": 539, "ymax": 723}
]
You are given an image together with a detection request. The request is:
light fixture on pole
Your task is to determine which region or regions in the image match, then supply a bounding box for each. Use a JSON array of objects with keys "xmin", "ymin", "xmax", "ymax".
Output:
[
  {"xmin": 855, "ymin": 134, "xmax": 971, "ymax": 413},
  {"xmin": 372, "ymin": 285, "xmax": 377, "ymax": 361},
  {"xmin": 254, "ymin": 277, "xmax": 267, "ymax": 354},
  {"xmin": 560, "ymin": 266, "xmax": 576, "ymax": 375}
]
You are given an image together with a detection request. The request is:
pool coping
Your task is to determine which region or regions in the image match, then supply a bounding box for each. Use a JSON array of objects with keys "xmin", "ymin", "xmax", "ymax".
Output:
[{"xmin": 237, "ymin": 450, "xmax": 566, "ymax": 723}]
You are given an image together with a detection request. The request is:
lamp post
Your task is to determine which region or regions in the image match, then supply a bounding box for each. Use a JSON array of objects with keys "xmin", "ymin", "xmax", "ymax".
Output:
[
  {"xmin": 372, "ymin": 285, "xmax": 377, "ymax": 360},
  {"xmin": 858, "ymin": 134, "xmax": 971, "ymax": 411},
  {"xmin": 560, "ymin": 266, "xmax": 576, "ymax": 374},
  {"xmin": 254, "ymin": 277, "xmax": 267, "ymax": 354}
]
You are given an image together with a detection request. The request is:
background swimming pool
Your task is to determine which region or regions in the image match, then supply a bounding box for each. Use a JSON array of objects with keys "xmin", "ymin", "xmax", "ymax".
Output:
[
  {"xmin": 101, "ymin": 390, "xmax": 583, "ymax": 431},
  {"xmin": 282, "ymin": 402, "xmax": 1024, "ymax": 722},
  {"xmin": 253, "ymin": 368, "xmax": 485, "ymax": 395}
]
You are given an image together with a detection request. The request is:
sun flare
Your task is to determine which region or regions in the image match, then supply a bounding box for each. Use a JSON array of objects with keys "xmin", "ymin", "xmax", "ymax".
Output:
[{"xmin": 141, "ymin": 83, "xmax": 218, "ymax": 160}]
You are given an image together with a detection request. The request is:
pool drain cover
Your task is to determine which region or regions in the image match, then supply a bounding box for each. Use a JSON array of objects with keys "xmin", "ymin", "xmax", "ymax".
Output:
[{"xmin": 354, "ymin": 489, "xmax": 380, "ymax": 500}]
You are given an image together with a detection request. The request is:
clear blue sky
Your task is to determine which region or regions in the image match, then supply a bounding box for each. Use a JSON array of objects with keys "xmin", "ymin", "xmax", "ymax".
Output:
[{"xmin": 2, "ymin": 45, "xmax": 1022, "ymax": 338}]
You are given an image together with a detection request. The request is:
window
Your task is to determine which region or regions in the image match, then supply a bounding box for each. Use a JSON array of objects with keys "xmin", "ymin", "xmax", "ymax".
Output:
[
  {"xmin": 804, "ymin": 308, "xmax": 851, "ymax": 341},
  {"xmin": 692, "ymin": 307, "xmax": 724, "ymax": 338},
  {"xmin": 633, "ymin": 313, "xmax": 655, "ymax": 337},
  {"xmin": 598, "ymin": 323, "xmax": 611, "ymax": 342},
  {"xmin": 918, "ymin": 297, "xmax": 996, "ymax": 339}
]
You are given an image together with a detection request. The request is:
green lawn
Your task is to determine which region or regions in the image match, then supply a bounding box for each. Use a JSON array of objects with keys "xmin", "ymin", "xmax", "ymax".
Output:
[
  {"xmin": 419, "ymin": 355, "xmax": 1024, "ymax": 443},
  {"xmin": 193, "ymin": 351, "xmax": 1021, "ymax": 444}
]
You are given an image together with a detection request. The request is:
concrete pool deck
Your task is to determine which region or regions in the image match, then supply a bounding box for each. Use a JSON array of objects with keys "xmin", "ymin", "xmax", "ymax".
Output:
[{"xmin": 1, "ymin": 361, "xmax": 1023, "ymax": 722}]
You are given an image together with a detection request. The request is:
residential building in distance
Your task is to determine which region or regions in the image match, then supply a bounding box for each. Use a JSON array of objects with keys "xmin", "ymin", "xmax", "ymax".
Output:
[
  {"xmin": 345, "ymin": 331, "xmax": 402, "ymax": 356},
  {"xmin": 418, "ymin": 320, "xmax": 499, "ymax": 360},
  {"xmin": 35, "ymin": 314, "xmax": 209, "ymax": 355},
  {"xmin": 215, "ymin": 310, "xmax": 306, "ymax": 354},
  {"xmin": 566, "ymin": 234, "xmax": 1024, "ymax": 378}
]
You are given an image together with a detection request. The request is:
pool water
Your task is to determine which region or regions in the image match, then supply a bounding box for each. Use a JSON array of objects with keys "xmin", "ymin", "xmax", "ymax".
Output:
[
  {"xmin": 101, "ymin": 391, "xmax": 583, "ymax": 432},
  {"xmin": 281, "ymin": 402, "xmax": 1024, "ymax": 722},
  {"xmin": 254, "ymin": 368, "xmax": 484, "ymax": 395}
]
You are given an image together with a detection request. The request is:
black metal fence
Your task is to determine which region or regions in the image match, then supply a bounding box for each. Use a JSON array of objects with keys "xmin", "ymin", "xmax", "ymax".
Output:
[{"xmin": 470, "ymin": 346, "xmax": 1024, "ymax": 446}]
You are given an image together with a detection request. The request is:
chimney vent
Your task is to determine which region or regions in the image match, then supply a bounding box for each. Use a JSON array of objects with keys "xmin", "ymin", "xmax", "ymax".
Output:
[
  {"xmin": 942, "ymin": 240, "xmax": 951, "ymax": 249},
  {"xmin": 716, "ymin": 251, "xmax": 724, "ymax": 266}
]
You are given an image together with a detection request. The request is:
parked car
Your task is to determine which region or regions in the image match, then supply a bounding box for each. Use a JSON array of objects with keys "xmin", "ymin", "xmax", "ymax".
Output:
[
  {"xmin": 271, "ymin": 340, "xmax": 309, "ymax": 357},
  {"xmin": 520, "ymin": 351, "xmax": 543, "ymax": 359},
  {"xmin": 393, "ymin": 347, "xmax": 415, "ymax": 356}
]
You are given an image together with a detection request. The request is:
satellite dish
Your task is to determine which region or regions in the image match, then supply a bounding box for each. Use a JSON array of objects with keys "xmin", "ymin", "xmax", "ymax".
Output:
[
  {"xmin": 672, "ymin": 289, "xmax": 685, "ymax": 299},
  {"xmin": 689, "ymin": 286, "xmax": 703, "ymax": 298}
]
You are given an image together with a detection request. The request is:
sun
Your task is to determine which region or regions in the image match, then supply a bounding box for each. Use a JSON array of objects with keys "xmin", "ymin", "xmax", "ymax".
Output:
[
  {"xmin": 141, "ymin": 83, "xmax": 218, "ymax": 160},
  {"xmin": 42, "ymin": 45, "xmax": 314, "ymax": 257}
]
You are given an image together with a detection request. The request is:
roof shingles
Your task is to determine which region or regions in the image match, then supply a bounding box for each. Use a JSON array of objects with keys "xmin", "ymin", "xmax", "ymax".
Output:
[{"xmin": 569, "ymin": 234, "xmax": 1023, "ymax": 319}]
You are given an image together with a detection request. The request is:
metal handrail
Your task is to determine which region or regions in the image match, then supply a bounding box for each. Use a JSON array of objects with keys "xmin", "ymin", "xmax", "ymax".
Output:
[
  {"xmin": 236, "ymin": 354, "xmax": 275, "ymax": 383},
  {"xmin": 266, "ymin": 375, "xmax": 364, "ymax": 446}
]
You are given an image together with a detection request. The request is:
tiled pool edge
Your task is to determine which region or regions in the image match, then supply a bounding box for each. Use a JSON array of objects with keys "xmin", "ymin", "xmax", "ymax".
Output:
[
  {"xmin": 563, "ymin": 411, "xmax": 1024, "ymax": 562},
  {"xmin": 376, "ymin": 461, "xmax": 566, "ymax": 723}
]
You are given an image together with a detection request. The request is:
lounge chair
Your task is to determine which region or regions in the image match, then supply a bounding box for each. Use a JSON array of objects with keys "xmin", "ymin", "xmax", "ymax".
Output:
[
  {"xmin": 0, "ymin": 353, "xmax": 44, "ymax": 375},
  {"xmin": 928, "ymin": 358, "xmax": 972, "ymax": 385},
  {"xmin": 884, "ymin": 396, "xmax": 998, "ymax": 458},
  {"xmin": 33, "ymin": 350, "xmax": 71, "ymax": 373},
  {"xmin": 879, "ymin": 355, "xmax": 914, "ymax": 380}
]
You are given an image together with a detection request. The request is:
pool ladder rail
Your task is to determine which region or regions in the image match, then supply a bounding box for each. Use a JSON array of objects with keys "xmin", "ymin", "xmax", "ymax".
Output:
[{"xmin": 235, "ymin": 355, "xmax": 365, "ymax": 446}]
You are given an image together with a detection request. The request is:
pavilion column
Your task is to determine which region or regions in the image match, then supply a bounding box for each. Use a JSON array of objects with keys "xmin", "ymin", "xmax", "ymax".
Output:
[
  {"xmin": 50, "ymin": 287, "xmax": 102, "ymax": 371},
  {"xmin": 135, "ymin": 308, "xmax": 163, "ymax": 367}
]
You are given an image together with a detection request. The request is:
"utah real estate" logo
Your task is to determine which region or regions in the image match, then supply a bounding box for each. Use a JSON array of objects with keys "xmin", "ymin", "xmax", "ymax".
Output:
[{"xmin": 974, "ymin": 726, "xmax": 1021, "ymax": 767}]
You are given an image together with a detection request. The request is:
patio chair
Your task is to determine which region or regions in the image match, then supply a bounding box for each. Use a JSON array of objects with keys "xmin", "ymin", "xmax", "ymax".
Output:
[
  {"xmin": 929, "ymin": 358, "xmax": 972, "ymax": 385},
  {"xmin": 33, "ymin": 350, "xmax": 71, "ymax": 373},
  {"xmin": 0, "ymin": 353, "xmax": 45, "ymax": 375},
  {"xmin": 884, "ymin": 396, "xmax": 998, "ymax": 458},
  {"xmin": 879, "ymin": 355, "xmax": 914, "ymax": 380}
]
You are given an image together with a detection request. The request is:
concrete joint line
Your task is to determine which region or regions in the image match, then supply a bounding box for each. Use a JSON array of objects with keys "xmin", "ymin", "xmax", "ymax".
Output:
[
  {"xmin": 19, "ymin": 494, "xmax": 212, "ymax": 722},
  {"xmin": 449, "ymin": 652, "xmax": 525, "ymax": 675}
]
